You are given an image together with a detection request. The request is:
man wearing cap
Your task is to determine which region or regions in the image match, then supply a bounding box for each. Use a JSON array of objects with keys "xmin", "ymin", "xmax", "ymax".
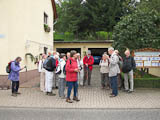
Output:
[
  {"xmin": 107, "ymin": 47, "xmax": 120, "ymax": 97},
  {"xmin": 83, "ymin": 50, "xmax": 94, "ymax": 86}
]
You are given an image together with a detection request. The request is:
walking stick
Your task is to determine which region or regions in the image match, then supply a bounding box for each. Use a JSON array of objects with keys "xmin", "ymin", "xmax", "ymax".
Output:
[
  {"xmin": 77, "ymin": 75, "xmax": 79, "ymax": 98},
  {"xmin": 77, "ymin": 73, "xmax": 79, "ymax": 98},
  {"xmin": 86, "ymin": 66, "xmax": 88, "ymax": 82}
]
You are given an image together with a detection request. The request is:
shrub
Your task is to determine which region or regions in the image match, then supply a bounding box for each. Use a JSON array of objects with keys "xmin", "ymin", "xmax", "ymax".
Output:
[
  {"xmin": 64, "ymin": 32, "xmax": 74, "ymax": 41},
  {"xmin": 121, "ymin": 72, "xmax": 160, "ymax": 88}
]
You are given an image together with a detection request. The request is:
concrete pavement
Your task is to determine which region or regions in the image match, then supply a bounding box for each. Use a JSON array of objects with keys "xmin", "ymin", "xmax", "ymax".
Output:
[
  {"xmin": 0, "ymin": 87, "xmax": 160, "ymax": 109},
  {"xmin": 0, "ymin": 66, "xmax": 160, "ymax": 109},
  {"xmin": 0, "ymin": 108, "xmax": 160, "ymax": 120}
]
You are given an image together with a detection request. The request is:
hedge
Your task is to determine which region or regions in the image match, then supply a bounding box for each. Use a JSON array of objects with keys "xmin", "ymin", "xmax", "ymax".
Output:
[
  {"xmin": 134, "ymin": 78, "xmax": 160, "ymax": 88},
  {"xmin": 121, "ymin": 73, "xmax": 160, "ymax": 88}
]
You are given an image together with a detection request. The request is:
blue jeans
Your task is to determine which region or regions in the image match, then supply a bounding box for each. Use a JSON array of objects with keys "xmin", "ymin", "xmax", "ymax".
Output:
[
  {"xmin": 110, "ymin": 76, "xmax": 118, "ymax": 96},
  {"xmin": 67, "ymin": 81, "xmax": 78, "ymax": 99}
]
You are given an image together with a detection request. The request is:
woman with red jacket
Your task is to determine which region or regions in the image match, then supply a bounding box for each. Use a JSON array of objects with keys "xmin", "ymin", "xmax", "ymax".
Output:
[{"xmin": 65, "ymin": 50, "xmax": 80, "ymax": 103}]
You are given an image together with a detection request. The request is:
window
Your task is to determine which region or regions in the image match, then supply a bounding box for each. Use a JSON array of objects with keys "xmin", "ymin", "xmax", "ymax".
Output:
[
  {"xmin": 44, "ymin": 47, "xmax": 48, "ymax": 54},
  {"xmin": 44, "ymin": 12, "xmax": 48, "ymax": 24}
]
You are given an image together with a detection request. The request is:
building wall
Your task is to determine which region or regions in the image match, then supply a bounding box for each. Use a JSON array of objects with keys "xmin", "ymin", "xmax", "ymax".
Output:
[
  {"xmin": 0, "ymin": 0, "xmax": 54, "ymax": 75},
  {"xmin": 54, "ymin": 42, "xmax": 112, "ymax": 58},
  {"xmin": 0, "ymin": 0, "xmax": 10, "ymax": 75},
  {"xmin": 149, "ymin": 68, "xmax": 160, "ymax": 77}
]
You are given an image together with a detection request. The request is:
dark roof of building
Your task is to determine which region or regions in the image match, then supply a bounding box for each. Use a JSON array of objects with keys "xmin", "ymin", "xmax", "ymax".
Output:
[
  {"xmin": 51, "ymin": 0, "xmax": 58, "ymax": 20},
  {"xmin": 134, "ymin": 48, "xmax": 160, "ymax": 52},
  {"xmin": 54, "ymin": 40, "xmax": 114, "ymax": 43}
]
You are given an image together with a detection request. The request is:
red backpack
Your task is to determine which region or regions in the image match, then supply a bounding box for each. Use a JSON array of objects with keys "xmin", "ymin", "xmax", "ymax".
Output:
[{"xmin": 6, "ymin": 61, "xmax": 13, "ymax": 73}]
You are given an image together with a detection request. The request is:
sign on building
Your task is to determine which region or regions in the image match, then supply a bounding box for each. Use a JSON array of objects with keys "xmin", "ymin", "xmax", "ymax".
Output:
[
  {"xmin": 0, "ymin": 34, "xmax": 5, "ymax": 38},
  {"xmin": 134, "ymin": 48, "xmax": 160, "ymax": 68}
]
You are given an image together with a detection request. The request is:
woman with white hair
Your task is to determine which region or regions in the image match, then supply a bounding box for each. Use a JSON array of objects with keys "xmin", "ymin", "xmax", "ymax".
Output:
[
  {"xmin": 122, "ymin": 49, "xmax": 136, "ymax": 93},
  {"xmin": 77, "ymin": 53, "xmax": 84, "ymax": 86},
  {"xmin": 99, "ymin": 54, "xmax": 110, "ymax": 89}
]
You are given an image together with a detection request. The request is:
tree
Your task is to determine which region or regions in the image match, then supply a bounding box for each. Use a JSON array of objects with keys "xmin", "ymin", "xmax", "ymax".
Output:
[
  {"xmin": 55, "ymin": 0, "xmax": 87, "ymax": 39},
  {"xmin": 55, "ymin": 0, "xmax": 124, "ymax": 40},
  {"xmin": 112, "ymin": 9, "xmax": 160, "ymax": 52},
  {"xmin": 112, "ymin": 1, "xmax": 160, "ymax": 52},
  {"xmin": 84, "ymin": 0, "xmax": 123, "ymax": 32},
  {"xmin": 140, "ymin": 0, "xmax": 160, "ymax": 13}
]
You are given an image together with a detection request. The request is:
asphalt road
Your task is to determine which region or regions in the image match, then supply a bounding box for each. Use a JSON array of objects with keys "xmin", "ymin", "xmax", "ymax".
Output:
[{"xmin": 0, "ymin": 108, "xmax": 160, "ymax": 120}]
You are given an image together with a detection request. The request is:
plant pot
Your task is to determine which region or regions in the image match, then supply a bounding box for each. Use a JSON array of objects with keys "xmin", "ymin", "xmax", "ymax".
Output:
[
  {"xmin": 44, "ymin": 24, "xmax": 51, "ymax": 33},
  {"xmin": 45, "ymin": 27, "xmax": 51, "ymax": 32}
]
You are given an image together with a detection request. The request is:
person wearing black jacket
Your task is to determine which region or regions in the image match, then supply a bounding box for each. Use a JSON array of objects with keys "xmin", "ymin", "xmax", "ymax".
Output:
[
  {"xmin": 122, "ymin": 49, "xmax": 136, "ymax": 93},
  {"xmin": 44, "ymin": 55, "xmax": 56, "ymax": 96}
]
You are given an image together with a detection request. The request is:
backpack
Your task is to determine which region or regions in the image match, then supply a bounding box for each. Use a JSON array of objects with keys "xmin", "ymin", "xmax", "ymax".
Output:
[
  {"xmin": 56, "ymin": 60, "xmax": 70, "ymax": 75},
  {"xmin": 99, "ymin": 60, "xmax": 102, "ymax": 67},
  {"xmin": 56, "ymin": 64, "xmax": 62, "ymax": 75},
  {"xmin": 64, "ymin": 59, "xmax": 72, "ymax": 74},
  {"xmin": 6, "ymin": 61, "xmax": 13, "ymax": 73},
  {"xmin": 43, "ymin": 57, "xmax": 49, "ymax": 69},
  {"xmin": 43, "ymin": 57, "xmax": 56, "ymax": 71},
  {"xmin": 122, "ymin": 57, "xmax": 133, "ymax": 73},
  {"xmin": 63, "ymin": 64, "xmax": 66, "ymax": 75}
]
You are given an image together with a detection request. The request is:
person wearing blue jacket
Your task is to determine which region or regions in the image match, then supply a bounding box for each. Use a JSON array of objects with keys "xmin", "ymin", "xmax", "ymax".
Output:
[{"xmin": 8, "ymin": 57, "xmax": 25, "ymax": 97}]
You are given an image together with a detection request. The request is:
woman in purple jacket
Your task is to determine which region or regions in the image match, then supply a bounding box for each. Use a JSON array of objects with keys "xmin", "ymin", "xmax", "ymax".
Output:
[{"xmin": 8, "ymin": 57, "xmax": 25, "ymax": 97}]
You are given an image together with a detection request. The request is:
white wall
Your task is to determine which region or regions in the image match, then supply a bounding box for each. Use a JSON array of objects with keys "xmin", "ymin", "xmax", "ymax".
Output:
[
  {"xmin": 0, "ymin": 0, "xmax": 54, "ymax": 75},
  {"xmin": 0, "ymin": 0, "xmax": 10, "ymax": 75},
  {"xmin": 149, "ymin": 68, "xmax": 160, "ymax": 77}
]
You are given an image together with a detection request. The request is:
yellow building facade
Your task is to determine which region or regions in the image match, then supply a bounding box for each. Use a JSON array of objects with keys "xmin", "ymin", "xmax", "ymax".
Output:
[
  {"xmin": 54, "ymin": 40, "xmax": 113, "ymax": 58},
  {"xmin": 0, "ymin": 0, "xmax": 57, "ymax": 88},
  {"xmin": 54, "ymin": 41, "xmax": 160, "ymax": 77},
  {"xmin": 0, "ymin": 0, "xmax": 57, "ymax": 75}
]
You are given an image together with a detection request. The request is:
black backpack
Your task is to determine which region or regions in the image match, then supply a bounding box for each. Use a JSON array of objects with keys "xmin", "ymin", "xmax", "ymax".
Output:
[
  {"xmin": 122, "ymin": 57, "xmax": 133, "ymax": 73},
  {"xmin": 63, "ymin": 64, "xmax": 66, "ymax": 75},
  {"xmin": 43, "ymin": 57, "xmax": 49, "ymax": 69},
  {"xmin": 43, "ymin": 57, "xmax": 56, "ymax": 71}
]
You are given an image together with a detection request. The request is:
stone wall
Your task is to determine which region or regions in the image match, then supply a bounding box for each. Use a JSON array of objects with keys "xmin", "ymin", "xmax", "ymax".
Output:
[{"xmin": 0, "ymin": 69, "xmax": 40, "ymax": 89}]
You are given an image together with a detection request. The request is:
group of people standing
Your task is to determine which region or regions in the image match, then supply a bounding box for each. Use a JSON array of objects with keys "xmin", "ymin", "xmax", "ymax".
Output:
[
  {"xmin": 8, "ymin": 47, "xmax": 135, "ymax": 100},
  {"xmin": 38, "ymin": 50, "xmax": 94, "ymax": 103},
  {"xmin": 99, "ymin": 47, "xmax": 136, "ymax": 97}
]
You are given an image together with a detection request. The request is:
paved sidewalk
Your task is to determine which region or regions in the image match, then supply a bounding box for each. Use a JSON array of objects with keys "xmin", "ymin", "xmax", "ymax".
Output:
[
  {"xmin": 0, "ymin": 66, "xmax": 160, "ymax": 109},
  {"xmin": 0, "ymin": 87, "xmax": 160, "ymax": 109}
]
